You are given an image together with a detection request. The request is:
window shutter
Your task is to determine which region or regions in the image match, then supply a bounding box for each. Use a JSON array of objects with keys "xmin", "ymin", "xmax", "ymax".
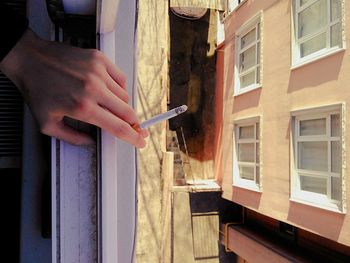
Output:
[{"xmin": 0, "ymin": 72, "xmax": 23, "ymax": 168}]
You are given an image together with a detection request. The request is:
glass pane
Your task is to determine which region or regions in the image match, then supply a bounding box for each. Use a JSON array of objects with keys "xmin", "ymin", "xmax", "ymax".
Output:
[
  {"xmin": 238, "ymin": 143, "xmax": 255, "ymax": 162},
  {"xmin": 300, "ymin": 175, "xmax": 327, "ymax": 194},
  {"xmin": 256, "ymin": 143, "xmax": 260, "ymax": 163},
  {"xmin": 257, "ymin": 42, "xmax": 260, "ymax": 64},
  {"xmin": 255, "ymin": 166, "xmax": 260, "ymax": 185},
  {"xmin": 331, "ymin": 0, "xmax": 341, "ymax": 22},
  {"xmin": 239, "ymin": 165, "xmax": 254, "ymax": 180},
  {"xmin": 298, "ymin": 141, "xmax": 328, "ymax": 171},
  {"xmin": 239, "ymin": 46, "xmax": 256, "ymax": 72},
  {"xmin": 331, "ymin": 141, "xmax": 341, "ymax": 173},
  {"xmin": 331, "ymin": 114, "xmax": 340, "ymax": 137},
  {"xmin": 331, "ymin": 176, "xmax": 341, "ymax": 201},
  {"xmin": 240, "ymin": 71, "xmax": 255, "ymax": 88},
  {"xmin": 241, "ymin": 28, "xmax": 256, "ymax": 49},
  {"xmin": 256, "ymin": 123, "xmax": 259, "ymax": 140},
  {"xmin": 257, "ymin": 23, "xmax": 260, "ymax": 40},
  {"xmin": 300, "ymin": 0, "xmax": 312, "ymax": 6},
  {"xmin": 331, "ymin": 23, "xmax": 341, "ymax": 47},
  {"xmin": 300, "ymin": 32, "xmax": 327, "ymax": 57},
  {"xmin": 299, "ymin": 118, "xmax": 326, "ymax": 136},
  {"xmin": 298, "ymin": 0, "xmax": 327, "ymax": 38},
  {"xmin": 239, "ymin": 125, "xmax": 254, "ymax": 139}
]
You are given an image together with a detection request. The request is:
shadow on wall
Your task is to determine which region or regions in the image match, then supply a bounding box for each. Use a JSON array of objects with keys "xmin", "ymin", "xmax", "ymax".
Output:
[
  {"xmin": 288, "ymin": 51, "xmax": 344, "ymax": 93},
  {"xmin": 232, "ymin": 88, "xmax": 262, "ymax": 114},
  {"xmin": 169, "ymin": 9, "xmax": 217, "ymax": 162},
  {"xmin": 287, "ymin": 201, "xmax": 345, "ymax": 241},
  {"xmin": 232, "ymin": 186, "xmax": 262, "ymax": 210}
]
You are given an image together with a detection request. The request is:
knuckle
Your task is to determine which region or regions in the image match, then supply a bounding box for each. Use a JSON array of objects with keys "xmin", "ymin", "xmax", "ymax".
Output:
[
  {"xmin": 73, "ymin": 99, "xmax": 92, "ymax": 117},
  {"xmin": 121, "ymin": 91, "xmax": 129, "ymax": 102},
  {"xmin": 83, "ymin": 72, "xmax": 97, "ymax": 87},
  {"xmin": 90, "ymin": 49, "xmax": 103, "ymax": 60},
  {"xmin": 119, "ymin": 72, "xmax": 127, "ymax": 85}
]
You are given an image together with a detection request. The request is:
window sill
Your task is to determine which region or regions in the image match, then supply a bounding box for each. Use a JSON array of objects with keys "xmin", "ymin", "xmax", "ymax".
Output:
[
  {"xmin": 291, "ymin": 47, "xmax": 345, "ymax": 70},
  {"xmin": 234, "ymin": 84, "xmax": 262, "ymax": 97},
  {"xmin": 290, "ymin": 196, "xmax": 345, "ymax": 214}
]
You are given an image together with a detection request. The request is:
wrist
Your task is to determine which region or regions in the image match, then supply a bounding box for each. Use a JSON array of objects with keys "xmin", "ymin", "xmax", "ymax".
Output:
[{"xmin": 0, "ymin": 29, "xmax": 46, "ymax": 89}]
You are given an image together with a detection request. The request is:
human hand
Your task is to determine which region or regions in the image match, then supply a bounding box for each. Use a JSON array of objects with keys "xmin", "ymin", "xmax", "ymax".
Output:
[{"xmin": 0, "ymin": 29, "xmax": 148, "ymax": 148}]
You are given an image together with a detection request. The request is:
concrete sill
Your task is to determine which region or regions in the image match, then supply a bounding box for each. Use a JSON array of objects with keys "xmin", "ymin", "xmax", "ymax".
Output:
[{"xmin": 172, "ymin": 179, "xmax": 221, "ymax": 193}]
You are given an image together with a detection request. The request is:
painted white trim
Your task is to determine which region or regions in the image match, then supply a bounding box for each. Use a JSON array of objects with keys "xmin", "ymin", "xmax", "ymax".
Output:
[
  {"xmin": 51, "ymin": 138, "xmax": 57, "ymax": 263},
  {"xmin": 99, "ymin": 1, "xmax": 138, "ymax": 262},
  {"xmin": 233, "ymin": 117, "xmax": 261, "ymax": 192},
  {"xmin": 234, "ymin": 11, "xmax": 263, "ymax": 96},
  {"xmin": 291, "ymin": 0, "xmax": 345, "ymax": 68},
  {"xmin": 290, "ymin": 105, "xmax": 345, "ymax": 213}
]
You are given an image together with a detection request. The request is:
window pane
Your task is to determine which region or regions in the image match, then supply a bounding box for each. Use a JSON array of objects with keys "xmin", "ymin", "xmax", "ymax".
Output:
[
  {"xmin": 331, "ymin": 0, "xmax": 341, "ymax": 22},
  {"xmin": 298, "ymin": 141, "xmax": 328, "ymax": 171},
  {"xmin": 300, "ymin": 0, "xmax": 312, "ymax": 6},
  {"xmin": 239, "ymin": 165, "xmax": 254, "ymax": 180},
  {"xmin": 331, "ymin": 114, "xmax": 340, "ymax": 137},
  {"xmin": 256, "ymin": 123, "xmax": 259, "ymax": 140},
  {"xmin": 298, "ymin": 0, "xmax": 327, "ymax": 38},
  {"xmin": 239, "ymin": 125, "xmax": 254, "ymax": 139},
  {"xmin": 299, "ymin": 118, "xmax": 326, "ymax": 136},
  {"xmin": 331, "ymin": 141, "xmax": 341, "ymax": 173},
  {"xmin": 241, "ymin": 28, "xmax": 256, "ymax": 49},
  {"xmin": 257, "ymin": 23, "xmax": 260, "ymax": 40},
  {"xmin": 331, "ymin": 176, "xmax": 341, "ymax": 201},
  {"xmin": 300, "ymin": 32, "xmax": 327, "ymax": 57},
  {"xmin": 239, "ymin": 46, "xmax": 256, "ymax": 72},
  {"xmin": 238, "ymin": 143, "xmax": 255, "ymax": 162},
  {"xmin": 240, "ymin": 71, "xmax": 255, "ymax": 88},
  {"xmin": 300, "ymin": 175, "xmax": 327, "ymax": 194},
  {"xmin": 331, "ymin": 23, "xmax": 341, "ymax": 47},
  {"xmin": 255, "ymin": 166, "xmax": 260, "ymax": 185}
]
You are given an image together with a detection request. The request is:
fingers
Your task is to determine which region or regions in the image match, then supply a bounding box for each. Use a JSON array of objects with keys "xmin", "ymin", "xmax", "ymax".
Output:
[
  {"xmin": 45, "ymin": 120, "xmax": 94, "ymax": 146},
  {"xmin": 105, "ymin": 73, "xmax": 129, "ymax": 103},
  {"xmin": 131, "ymin": 123, "xmax": 149, "ymax": 138},
  {"xmin": 98, "ymin": 88, "xmax": 139, "ymax": 126},
  {"xmin": 87, "ymin": 106, "xmax": 146, "ymax": 148},
  {"xmin": 102, "ymin": 56, "xmax": 126, "ymax": 89}
]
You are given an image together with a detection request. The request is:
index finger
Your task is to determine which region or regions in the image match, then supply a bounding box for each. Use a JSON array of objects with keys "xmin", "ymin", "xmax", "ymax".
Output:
[{"xmin": 89, "ymin": 106, "xmax": 146, "ymax": 148}]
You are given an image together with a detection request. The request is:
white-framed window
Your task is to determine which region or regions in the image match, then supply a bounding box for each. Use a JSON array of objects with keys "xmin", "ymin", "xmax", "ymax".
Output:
[
  {"xmin": 292, "ymin": 0, "xmax": 344, "ymax": 68},
  {"xmin": 233, "ymin": 117, "xmax": 261, "ymax": 191},
  {"xmin": 227, "ymin": 0, "xmax": 244, "ymax": 12},
  {"xmin": 291, "ymin": 105, "xmax": 345, "ymax": 212},
  {"xmin": 234, "ymin": 12, "xmax": 262, "ymax": 95}
]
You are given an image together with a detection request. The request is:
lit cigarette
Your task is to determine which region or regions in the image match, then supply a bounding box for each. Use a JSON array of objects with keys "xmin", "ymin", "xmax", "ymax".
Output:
[{"xmin": 137, "ymin": 105, "xmax": 188, "ymax": 129}]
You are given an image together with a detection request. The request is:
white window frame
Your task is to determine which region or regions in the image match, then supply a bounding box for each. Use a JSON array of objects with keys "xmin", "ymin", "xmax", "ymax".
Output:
[
  {"xmin": 291, "ymin": 104, "xmax": 346, "ymax": 213},
  {"xmin": 291, "ymin": 0, "xmax": 346, "ymax": 69},
  {"xmin": 227, "ymin": 0, "xmax": 247, "ymax": 13},
  {"xmin": 98, "ymin": 1, "xmax": 138, "ymax": 262},
  {"xmin": 233, "ymin": 116, "xmax": 262, "ymax": 192},
  {"xmin": 234, "ymin": 12, "xmax": 263, "ymax": 96}
]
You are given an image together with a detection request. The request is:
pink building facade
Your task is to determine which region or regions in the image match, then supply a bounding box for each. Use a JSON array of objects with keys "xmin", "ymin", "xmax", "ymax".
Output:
[{"xmin": 215, "ymin": 0, "xmax": 350, "ymax": 259}]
